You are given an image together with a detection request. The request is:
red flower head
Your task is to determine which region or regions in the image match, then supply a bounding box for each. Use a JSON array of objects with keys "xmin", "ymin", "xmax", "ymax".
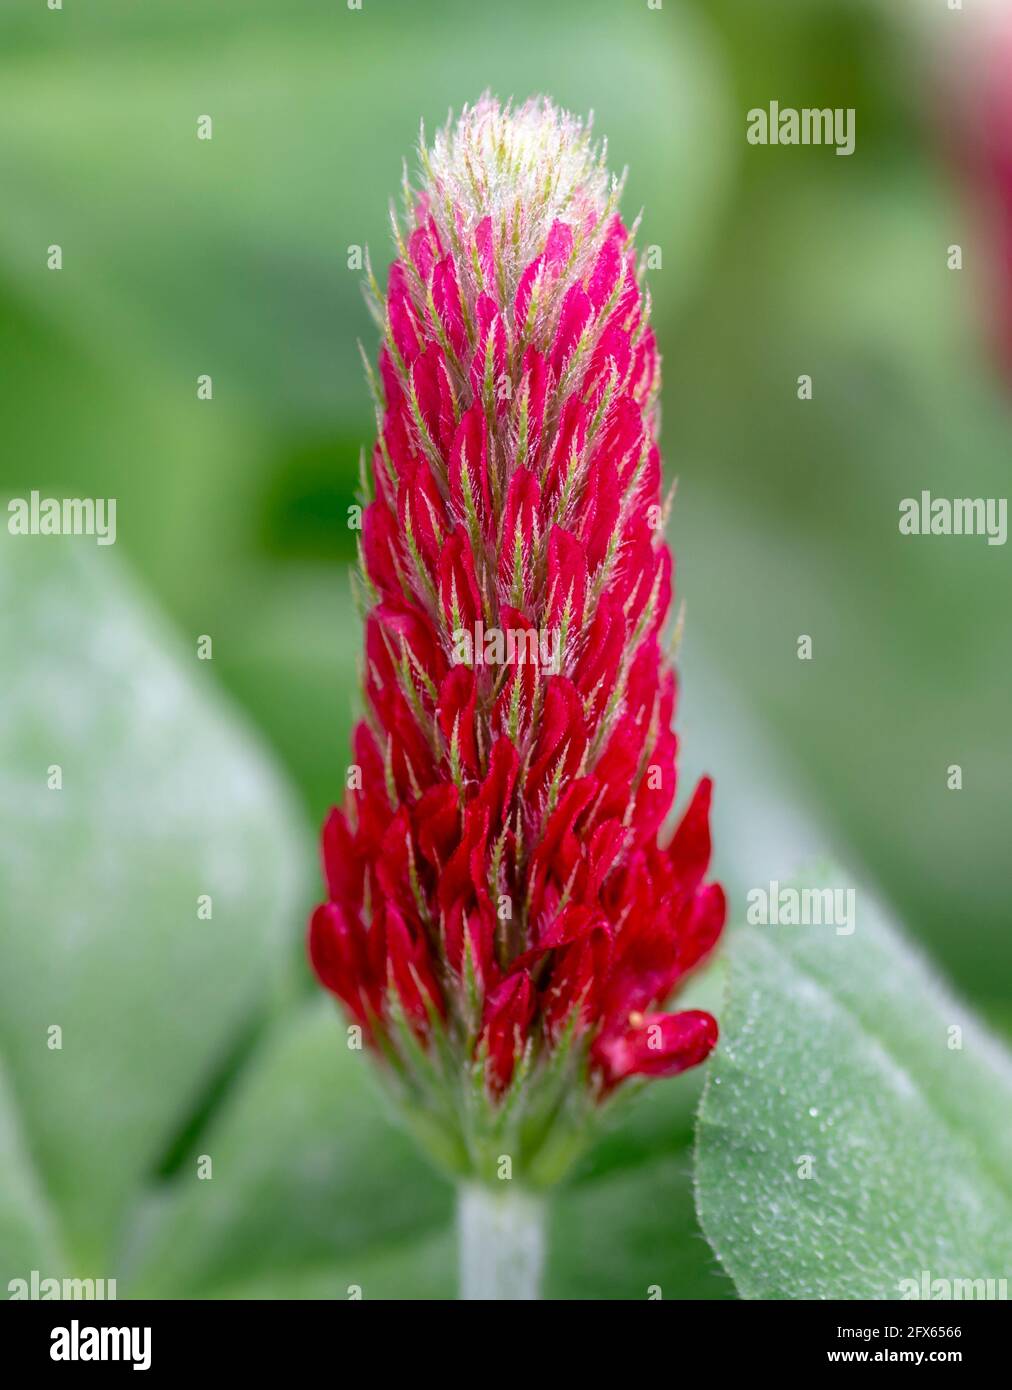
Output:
[{"xmin": 310, "ymin": 95, "xmax": 725, "ymax": 1183}]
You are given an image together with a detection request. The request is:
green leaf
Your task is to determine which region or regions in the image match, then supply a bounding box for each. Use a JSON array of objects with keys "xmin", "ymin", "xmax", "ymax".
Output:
[
  {"xmin": 0, "ymin": 538, "xmax": 310, "ymax": 1273},
  {"xmin": 549, "ymin": 1145, "xmax": 729, "ymax": 1300},
  {"xmin": 0, "ymin": 1055, "xmax": 67, "ymax": 1281},
  {"xmin": 695, "ymin": 868, "xmax": 1012, "ymax": 1299},
  {"xmin": 126, "ymin": 1000, "xmax": 456, "ymax": 1298}
]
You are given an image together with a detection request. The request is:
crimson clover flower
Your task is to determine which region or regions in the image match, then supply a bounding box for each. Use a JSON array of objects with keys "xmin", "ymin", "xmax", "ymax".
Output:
[{"xmin": 309, "ymin": 95, "xmax": 725, "ymax": 1187}]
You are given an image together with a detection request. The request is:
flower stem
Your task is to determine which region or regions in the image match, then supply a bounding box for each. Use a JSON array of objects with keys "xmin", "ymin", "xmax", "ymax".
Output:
[{"xmin": 456, "ymin": 1183, "xmax": 546, "ymax": 1300}]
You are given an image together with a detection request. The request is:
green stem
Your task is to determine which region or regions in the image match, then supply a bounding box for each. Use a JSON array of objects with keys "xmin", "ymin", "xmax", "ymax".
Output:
[{"xmin": 456, "ymin": 1183, "xmax": 546, "ymax": 1300}]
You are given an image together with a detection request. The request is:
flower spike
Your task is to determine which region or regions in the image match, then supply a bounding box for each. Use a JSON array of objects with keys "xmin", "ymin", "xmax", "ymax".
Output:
[{"xmin": 310, "ymin": 94, "xmax": 725, "ymax": 1186}]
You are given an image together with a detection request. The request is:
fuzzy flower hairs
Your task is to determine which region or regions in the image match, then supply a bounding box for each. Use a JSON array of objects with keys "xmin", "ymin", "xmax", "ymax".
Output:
[{"xmin": 309, "ymin": 95, "xmax": 725, "ymax": 1188}]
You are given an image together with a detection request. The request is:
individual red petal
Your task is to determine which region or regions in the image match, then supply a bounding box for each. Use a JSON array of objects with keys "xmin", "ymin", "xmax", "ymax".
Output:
[
  {"xmin": 350, "ymin": 722, "xmax": 389, "ymax": 839},
  {"xmin": 369, "ymin": 599, "xmax": 447, "ymax": 698},
  {"xmin": 370, "ymin": 685, "xmax": 436, "ymax": 801},
  {"xmin": 476, "ymin": 736, "xmax": 520, "ymax": 827},
  {"xmin": 542, "ymin": 922, "xmax": 613, "ymax": 1038},
  {"xmin": 527, "ymin": 903, "xmax": 597, "ymax": 960},
  {"xmin": 385, "ymin": 904, "xmax": 444, "ymax": 1030},
  {"xmin": 577, "ymin": 457, "xmax": 622, "ymax": 570},
  {"xmin": 551, "ymin": 284, "xmax": 592, "ymax": 376},
  {"xmin": 674, "ymin": 882, "xmax": 726, "ymax": 981},
  {"xmin": 431, "ymin": 253, "xmax": 467, "ymax": 358},
  {"xmin": 586, "ymin": 323, "xmax": 631, "ymax": 403},
  {"xmin": 526, "ymin": 776, "xmax": 598, "ymax": 922},
  {"xmin": 490, "ymin": 603, "xmax": 541, "ymax": 738},
  {"xmin": 362, "ymin": 500, "xmax": 402, "ymax": 596},
  {"xmin": 377, "ymin": 393, "xmax": 417, "ymax": 501},
  {"xmin": 572, "ymin": 592, "xmax": 625, "ymax": 720},
  {"xmin": 611, "ymin": 247, "xmax": 641, "ymax": 330},
  {"xmin": 435, "ymin": 355, "xmax": 457, "ymax": 457},
  {"xmin": 591, "ymin": 393, "xmax": 644, "ymax": 481},
  {"xmin": 308, "ymin": 901, "xmax": 351, "ymax": 997},
  {"xmin": 375, "ymin": 807, "xmax": 419, "ymax": 921},
  {"xmin": 525, "ymin": 676, "xmax": 586, "ymax": 803},
  {"xmin": 585, "ymin": 228, "xmax": 624, "ymax": 310},
  {"xmin": 449, "ymin": 404, "xmax": 492, "ymax": 536},
  {"xmin": 546, "ymin": 526, "xmax": 587, "ymax": 636},
  {"xmin": 542, "ymin": 396, "xmax": 588, "ymax": 505},
  {"xmin": 437, "ymin": 802, "xmax": 487, "ymax": 918},
  {"xmin": 308, "ymin": 902, "xmax": 371, "ymax": 1028},
  {"xmin": 623, "ymin": 539, "xmax": 671, "ymax": 639},
  {"xmin": 480, "ymin": 972, "xmax": 535, "ymax": 1093},
  {"xmin": 408, "ymin": 217, "xmax": 442, "ymax": 282},
  {"xmin": 514, "ymin": 253, "xmax": 545, "ymax": 332},
  {"xmin": 543, "ymin": 218, "xmax": 574, "ymax": 268},
  {"xmin": 397, "ymin": 457, "xmax": 447, "ymax": 572},
  {"xmin": 591, "ymin": 716, "xmax": 641, "ymax": 823},
  {"xmin": 470, "ymin": 294, "xmax": 507, "ymax": 407},
  {"xmin": 473, "ymin": 215, "xmax": 495, "ymax": 288},
  {"xmin": 443, "ymin": 898, "xmax": 466, "ymax": 976},
  {"xmin": 584, "ymin": 818, "xmax": 629, "ymax": 897},
  {"xmin": 598, "ymin": 906, "xmax": 680, "ymax": 1025},
  {"xmin": 498, "ymin": 467, "xmax": 540, "ymax": 602},
  {"xmin": 438, "ymin": 530, "xmax": 482, "ymax": 634},
  {"xmin": 625, "ymin": 640, "xmax": 671, "ymax": 728},
  {"xmin": 638, "ymin": 440, "xmax": 663, "ymax": 504},
  {"xmin": 518, "ymin": 347, "xmax": 549, "ymax": 471},
  {"xmin": 409, "ymin": 348, "xmax": 450, "ymax": 458},
  {"xmin": 387, "ymin": 261, "xmax": 423, "ymax": 366},
  {"xmin": 321, "ymin": 808, "xmax": 362, "ymax": 908},
  {"xmin": 514, "ymin": 221, "xmax": 573, "ymax": 332},
  {"xmin": 668, "ymin": 776, "xmax": 714, "ymax": 893},
  {"xmin": 631, "ymin": 327, "xmax": 659, "ymax": 404},
  {"xmin": 594, "ymin": 1009, "xmax": 718, "ymax": 1087},
  {"xmin": 446, "ymin": 901, "xmax": 498, "ymax": 992},
  {"xmin": 414, "ymin": 784, "xmax": 460, "ymax": 872},
  {"xmin": 630, "ymin": 726, "xmax": 678, "ymax": 845},
  {"xmin": 437, "ymin": 665, "xmax": 479, "ymax": 777},
  {"xmin": 377, "ymin": 346, "xmax": 403, "ymax": 420}
]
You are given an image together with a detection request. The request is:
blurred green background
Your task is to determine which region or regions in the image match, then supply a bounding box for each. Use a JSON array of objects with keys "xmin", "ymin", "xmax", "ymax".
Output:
[{"xmin": 1, "ymin": 0, "xmax": 1009, "ymax": 1299}]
